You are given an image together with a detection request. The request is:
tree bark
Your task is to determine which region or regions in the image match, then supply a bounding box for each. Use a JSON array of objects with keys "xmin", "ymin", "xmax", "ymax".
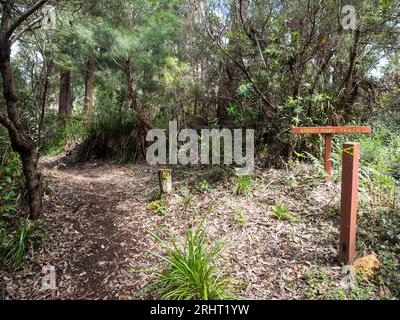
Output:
[
  {"xmin": 58, "ymin": 70, "xmax": 73, "ymax": 127},
  {"xmin": 21, "ymin": 150, "xmax": 42, "ymax": 219},
  {"xmin": 0, "ymin": 1, "xmax": 47, "ymax": 219},
  {"xmin": 83, "ymin": 58, "xmax": 95, "ymax": 122}
]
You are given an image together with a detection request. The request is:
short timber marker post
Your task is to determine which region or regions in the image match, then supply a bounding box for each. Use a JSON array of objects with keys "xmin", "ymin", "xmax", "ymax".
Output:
[
  {"xmin": 339, "ymin": 142, "xmax": 360, "ymax": 264},
  {"xmin": 158, "ymin": 169, "xmax": 172, "ymax": 194},
  {"xmin": 291, "ymin": 126, "xmax": 371, "ymax": 178}
]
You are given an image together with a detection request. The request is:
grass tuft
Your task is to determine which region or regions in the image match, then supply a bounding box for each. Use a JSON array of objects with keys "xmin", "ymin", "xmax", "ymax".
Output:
[{"xmin": 149, "ymin": 212, "xmax": 235, "ymax": 300}]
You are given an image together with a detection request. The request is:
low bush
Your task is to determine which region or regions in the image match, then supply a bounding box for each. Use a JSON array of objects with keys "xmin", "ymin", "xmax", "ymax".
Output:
[{"xmin": 77, "ymin": 110, "xmax": 140, "ymax": 162}]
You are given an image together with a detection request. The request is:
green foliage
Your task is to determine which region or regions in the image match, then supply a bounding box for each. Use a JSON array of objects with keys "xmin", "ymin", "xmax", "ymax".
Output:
[
  {"xmin": 272, "ymin": 202, "xmax": 301, "ymax": 222},
  {"xmin": 304, "ymin": 151, "xmax": 328, "ymax": 179},
  {"xmin": 78, "ymin": 110, "xmax": 139, "ymax": 162},
  {"xmin": 199, "ymin": 179, "xmax": 210, "ymax": 192},
  {"xmin": 41, "ymin": 112, "xmax": 86, "ymax": 155},
  {"xmin": 148, "ymin": 198, "xmax": 168, "ymax": 215},
  {"xmin": 178, "ymin": 184, "xmax": 193, "ymax": 210},
  {"xmin": 234, "ymin": 175, "xmax": 252, "ymax": 196},
  {"xmin": 0, "ymin": 217, "xmax": 45, "ymax": 269},
  {"xmin": 233, "ymin": 205, "xmax": 247, "ymax": 226},
  {"xmin": 149, "ymin": 214, "xmax": 235, "ymax": 300},
  {"xmin": 378, "ymin": 244, "xmax": 400, "ymax": 297},
  {"xmin": 0, "ymin": 136, "xmax": 45, "ymax": 270},
  {"xmin": 0, "ymin": 138, "xmax": 23, "ymax": 220}
]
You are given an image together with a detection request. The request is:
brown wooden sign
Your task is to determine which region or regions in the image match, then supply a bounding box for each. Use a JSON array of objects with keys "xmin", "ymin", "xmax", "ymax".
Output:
[
  {"xmin": 291, "ymin": 126, "xmax": 371, "ymax": 177},
  {"xmin": 292, "ymin": 126, "xmax": 371, "ymax": 134}
]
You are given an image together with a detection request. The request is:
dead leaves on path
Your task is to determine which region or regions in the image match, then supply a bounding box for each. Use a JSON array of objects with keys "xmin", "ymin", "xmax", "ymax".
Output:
[{"xmin": 1, "ymin": 160, "xmax": 349, "ymax": 300}]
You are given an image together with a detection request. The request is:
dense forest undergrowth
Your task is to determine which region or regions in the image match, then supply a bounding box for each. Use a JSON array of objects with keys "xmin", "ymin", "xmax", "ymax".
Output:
[{"xmin": 1, "ymin": 0, "xmax": 400, "ymax": 300}]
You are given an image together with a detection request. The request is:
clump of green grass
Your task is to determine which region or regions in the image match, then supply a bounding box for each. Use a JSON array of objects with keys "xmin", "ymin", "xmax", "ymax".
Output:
[
  {"xmin": 233, "ymin": 205, "xmax": 247, "ymax": 226},
  {"xmin": 199, "ymin": 179, "xmax": 210, "ymax": 192},
  {"xmin": 234, "ymin": 175, "xmax": 252, "ymax": 196},
  {"xmin": 149, "ymin": 214, "xmax": 235, "ymax": 300},
  {"xmin": 0, "ymin": 217, "xmax": 45, "ymax": 269},
  {"xmin": 272, "ymin": 202, "xmax": 301, "ymax": 222},
  {"xmin": 177, "ymin": 183, "xmax": 193, "ymax": 209}
]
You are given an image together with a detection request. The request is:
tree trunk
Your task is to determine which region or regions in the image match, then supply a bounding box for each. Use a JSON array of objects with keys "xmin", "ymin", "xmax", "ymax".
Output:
[
  {"xmin": 21, "ymin": 151, "xmax": 42, "ymax": 219},
  {"xmin": 338, "ymin": 29, "xmax": 361, "ymax": 123},
  {"xmin": 123, "ymin": 57, "xmax": 135, "ymax": 111},
  {"xmin": 83, "ymin": 58, "xmax": 95, "ymax": 122},
  {"xmin": 58, "ymin": 70, "xmax": 73, "ymax": 127},
  {"xmin": 0, "ymin": 35, "xmax": 42, "ymax": 219}
]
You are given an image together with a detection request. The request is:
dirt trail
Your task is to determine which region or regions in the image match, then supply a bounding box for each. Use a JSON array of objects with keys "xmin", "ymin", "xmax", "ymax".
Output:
[
  {"xmin": 41, "ymin": 161, "xmax": 159, "ymax": 299},
  {"xmin": 1, "ymin": 158, "xmax": 344, "ymax": 300}
]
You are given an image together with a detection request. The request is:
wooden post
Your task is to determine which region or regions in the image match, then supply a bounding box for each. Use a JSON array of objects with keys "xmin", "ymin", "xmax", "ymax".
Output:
[
  {"xmin": 158, "ymin": 169, "xmax": 172, "ymax": 194},
  {"xmin": 324, "ymin": 134, "xmax": 332, "ymax": 178},
  {"xmin": 339, "ymin": 142, "xmax": 360, "ymax": 264}
]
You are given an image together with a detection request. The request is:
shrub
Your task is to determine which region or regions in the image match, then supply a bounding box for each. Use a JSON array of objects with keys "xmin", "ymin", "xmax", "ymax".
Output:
[
  {"xmin": 0, "ymin": 148, "xmax": 23, "ymax": 220},
  {"xmin": 77, "ymin": 110, "xmax": 140, "ymax": 162},
  {"xmin": 41, "ymin": 111, "xmax": 85, "ymax": 155}
]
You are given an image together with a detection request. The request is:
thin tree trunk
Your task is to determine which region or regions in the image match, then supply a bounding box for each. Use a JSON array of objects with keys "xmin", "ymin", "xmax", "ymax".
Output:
[
  {"xmin": 0, "ymin": 30, "xmax": 42, "ymax": 219},
  {"xmin": 0, "ymin": 0, "xmax": 48, "ymax": 219},
  {"xmin": 123, "ymin": 57, "xmax": 134, "ymax": 111},
  {"xmin": 338, "ymin": 29, "xmax": 361, "ymax": 123},
  {"xmin": 21, "ymin": 151, "xmax": 42, "ymax": 219},
  {"xmin": 58, "ymin": 70, "xmax": 73, "ymax": 127},
  {"xmin": 83, "ymin": 58, "xmax": 95, "ymax": 122},
  {"xmin": 122, "ymin": 58, "xmax": 153, "ymax": 130}
]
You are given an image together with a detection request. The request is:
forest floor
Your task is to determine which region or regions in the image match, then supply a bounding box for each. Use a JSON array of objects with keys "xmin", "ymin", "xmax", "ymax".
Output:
[{"xmin": 0, "ymin": 153, "xmax": 393, "ymax": 300}]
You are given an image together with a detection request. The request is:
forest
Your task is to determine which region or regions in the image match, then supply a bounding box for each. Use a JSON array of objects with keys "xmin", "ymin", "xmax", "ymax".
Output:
[{"xmin": 0, "ymin": 0, "xmax": 399, "ymax": 301}]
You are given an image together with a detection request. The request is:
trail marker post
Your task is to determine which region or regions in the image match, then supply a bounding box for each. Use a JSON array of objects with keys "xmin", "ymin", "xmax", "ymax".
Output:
[
  {"xmin": 291, "ymin": 126, "xmax": 371, "ymax": 264},
  {"xmin": 291, "ymin": 126, "xmax": 371, "ymax": 177},
  {"xmin": 339, "ymin": 142, "xmax": 360, "ymax": 264}
]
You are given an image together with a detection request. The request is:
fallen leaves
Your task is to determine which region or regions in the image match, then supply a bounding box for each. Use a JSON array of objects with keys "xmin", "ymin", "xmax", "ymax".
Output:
[{"xmin": 0, "ymin": 159, "xmax": 364, "ymax": 300}]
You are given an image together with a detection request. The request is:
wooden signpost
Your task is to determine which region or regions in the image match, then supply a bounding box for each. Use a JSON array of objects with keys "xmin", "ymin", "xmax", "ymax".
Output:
[
  {"xmin": 339, "ymin": 142, "xmax": 360, "ymax": 263},
  {"xmin": 292, "ymin": 126, "xmax": 371, "ymax": 177},
  {"xmin": 292, "ymin": 126, "xmax": 371, "ymax": 264}
]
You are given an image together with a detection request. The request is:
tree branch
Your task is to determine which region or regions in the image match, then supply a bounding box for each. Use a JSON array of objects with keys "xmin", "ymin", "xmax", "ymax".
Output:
[
  {"xmin": 10, "ymin": 14, "xmax": 44, "ymax": 44},
  {"xmin": 0, "ymin": 112, "xmax": 18, "ymax": 136},
  {"xmin": 6, "ymin": 0, "xmax": 48, "ymax": 40}
]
